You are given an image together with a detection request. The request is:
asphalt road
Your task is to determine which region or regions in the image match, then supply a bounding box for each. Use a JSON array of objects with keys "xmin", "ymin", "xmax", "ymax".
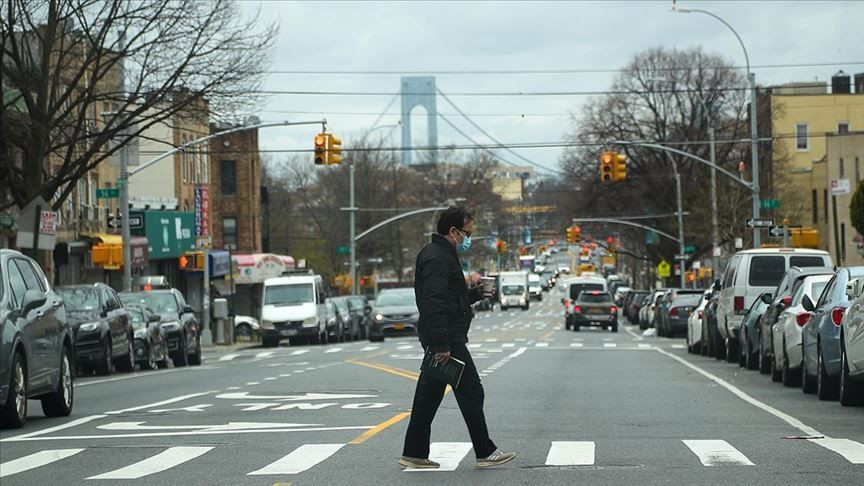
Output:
[{"xmin": 2, "ymin": 293, "xmax": 863, "ymax": 485}]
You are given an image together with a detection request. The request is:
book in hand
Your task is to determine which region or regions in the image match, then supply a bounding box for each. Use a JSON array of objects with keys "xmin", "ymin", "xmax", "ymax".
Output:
[{"xmin": 420, "ymin": 350, "xmax": 465, "ymax": 389}]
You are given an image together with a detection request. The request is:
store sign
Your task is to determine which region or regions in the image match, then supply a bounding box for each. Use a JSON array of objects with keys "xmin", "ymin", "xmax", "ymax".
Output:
[
  {"xmin": 194, "ymin": 185, "xmax": 211, "ymax": 236},
  {"xmin": 140, "ymin": 210, "xmax": 195, "ymax": 260}
]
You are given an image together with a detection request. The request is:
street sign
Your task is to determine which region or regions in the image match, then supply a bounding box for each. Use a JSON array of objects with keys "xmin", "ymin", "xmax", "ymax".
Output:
[
  {"xmin": 196, "ymin": 236, "xmax": 212, "ymax": 249},
  {"xmin": 684, "ymin": 245, "xmax": 696, "ymax": 254},
  {"xmin": 674, "ymin": 254, "xmax": 689, "ymax": 261},
  {"xmin": 128, "ymin": 214, "xmax": 143, "ymax": 229},
  {"xmin": 746, "ymin": 218, "xmax": 775, "ymax": 229},
  {"xmin": 107, "ymin": 215, "xmax": 122, "ymax": 229},
  {"xmin": 338, "ymin": 246, "xmax": 351, "ymax": 255},
  {"xmin": 657, "ymin": 260, "xmax": 671, "ymax": 278},
  {"xmin": 768, "ymin": 225, "xmax": 786, "ymax": 238},
  {"xmin": 831, "ymin": 179, "xmax": 851, "ymax": 195},
  {"xmin": 96, "ymin": 188, "xmax": 120, "ymax": 199},
  {"xmin": 760, "ymin": 199, "xmax": 780, "ymax": 209}
]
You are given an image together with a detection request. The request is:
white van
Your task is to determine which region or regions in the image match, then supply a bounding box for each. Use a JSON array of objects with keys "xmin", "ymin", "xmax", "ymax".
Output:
[
  {"xmin": 563, "ymin": 277, "xmax": 609, "ymax": 326},
  {"xmin": 528, "ymin": 273, "xmax": 543, "ymax": 301},
  {"xmin": 260, "ymin": 274, "xmax": 327, "ymax": 347},
  {"xmin": 716, "ymin": 248, "xmax": 832, "ymax": 352}
]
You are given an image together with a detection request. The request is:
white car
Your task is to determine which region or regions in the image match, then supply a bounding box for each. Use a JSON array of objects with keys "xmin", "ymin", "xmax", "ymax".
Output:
[
  {"xmin": 645, "ymin": 289, "xmax": 666, "ymax": 329},
  {"xmin": 687, "ymin": 291, "xmax": 712, "ymax": 353},
  {"xmin": 715, "ymin": 248, "xmax": 832, "ymax": 359},
  {"xmin": 234, "ymin": 315, "xmax": 260, "ymax": 340},
  {"xmin": 771, "ymin": 274, "xmax": 832, "ymax": 386}
]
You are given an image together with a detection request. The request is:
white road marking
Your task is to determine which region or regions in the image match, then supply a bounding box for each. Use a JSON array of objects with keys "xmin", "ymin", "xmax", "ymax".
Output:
[
  {"xmin": 360, "ymin": 346, "xmax": 379, "ymax": 351},
  {"xmin": 623, "ymin": 324, "xmax": 645, "ymax": 341},
  {"xmin": 218, "ymin": 353, "xmax": 240, "ymax": 362},
  {"xmin": 545, "ymin": 441, "xmax": 595, "ymax": 466},
  {"xmin": 535, "ymin": 342, "xmax": 550, "ymax": 348},
  {"xmin": 502, "ymin": 343, "xmax": 516, "ymax": 348},
  {"xmin": 397, "ymin": 345, "xmax": 415, "ymax": 351},
  {"xmin": 289, "ymin": 350, "xmax": 310, "ymax": 356},
  {"xmin": 468, "ymin": 344, "xmax": 482, "ymax": 349},
  {"xmin": 485, "ymin": 338, "xmax": 499, "ymax": 343},
  {"xmin": 570, "ymin": 343, "xmax": 584, "ymax": 348},
  {"xmin": 671, "ymin": 344, "xmax": 686, "ymax": 349},
  {"xmin": 0, "ymin": 449, "xmax": 84, "ymax": 478},
  {"xmin": 638, "ymin": 344, "xmax": 652, "ymax": 349},
  {"xmin": 246, "ymin": 381, "xmax": 261, "ymax": 385},
  {"xmin": 604, "ymin": 343, "xmax": 617, "ymax": 348},
  {"xmin": 683, "ymin": 440, "xmax": 754, "ymax": 466},
  {"xmin": 809, "ymin": 438, "xmax": 864, "ymax": 464},
  {"xmin": 106, "ymin": 392, "xmax": 215, "ymax": 415},
  {"xmin": 0, "ymin": 415, "xmax": 107, "ymax": 442},
  {"xmin": 324, "ymin": 348, "xmax": 344, "ymax": 354},
  {"xmin": 8, "ymin": 426, "xmax": 372, "ymax": 442},
  {"xmin": 405, "ymin": 442, "xmax": 472, "ymax": 472},
  {"xmin": 255, "ymin": 351, "xmax": 275, "ymax": 359},
  {"xmin": 88, "ymin": 446, "xmax": 213, "ymax": 479},
  {"xmin": 655, "ymin": 348, "xmax": 822, "ymax": 437},
  {"xmin": 264, "ymin": 377, "xmax": 278, "ymax": 381},
  {"xmin": 248, "ymin": 444, "xmax": 345, "ymax": 475}
]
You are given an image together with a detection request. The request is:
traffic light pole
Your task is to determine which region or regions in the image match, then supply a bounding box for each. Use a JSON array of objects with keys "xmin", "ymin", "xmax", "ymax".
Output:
[
  {"xmin": 673, "ymin": 162, "xmax": 686, "ymax": 288},
  {"xmin": 349, "ymin": 160, "xmax": 357, "ymax": 295}
]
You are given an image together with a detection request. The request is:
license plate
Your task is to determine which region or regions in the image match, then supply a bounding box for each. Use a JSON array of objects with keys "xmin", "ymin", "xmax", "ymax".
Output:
[
  {"xmin": 588, "ymin": 308, "xmax": 603, "ymax": 314},
  {"xmin": 280, "ymin": 329, "xmax": 298, "ymax": 336},
  {"xmin": 393, "ymin": 323, "xmax": 406, "ymax": 331}
]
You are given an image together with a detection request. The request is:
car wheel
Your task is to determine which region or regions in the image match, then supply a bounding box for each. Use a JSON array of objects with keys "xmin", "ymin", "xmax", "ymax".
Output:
[
  {"xmin": 41, "ymin": 346, "xmax": 74, "ymax": 418},
  {"xmin": 745, "ymin": 336, "xmax": 759, "ymax": 371},
  {"xmin": 573, "ymin": 324, "xmax": 580, "ymax": 332},
  {"xmin": 145, "ymin": 344, "xmax": 157, "ymax": 370},
  {"xmin": 770, "ymin": 351, "xmax": 782, "ymax": 382},
  {"xmin": 781, "ymin": 341, "xmax": 801, "ymax": 387},
  {"xmin": 725, "ymin": 337, "xmax": 737, "ymax": 364},
  {"xmin": 0, "ymin": 351, "xmax": 28, "ymax": 428},
  {"xmin": 96, "ymin": 338, "xmax": 114, "ymax": 375},
  {"xmin": 116, "ymin": 336, "xmax": 135, "ymax": 373},
  {"xmin": 839, "ymin": 346, "xmax": 864, "ymax": 406},
  {"xmin": 174, "ymin": 334, "xmax": 189, "ymax": 367},
  {"xmin": 714, "ymin": 329, "xmax": 726, "ymax": 361},
  {"xmin": 188, "ymin": 335, "xmax": 202, "ymax": 366},
  {"xmin": 738, "ymin": 338, "xmax": 747, "ymax": 367},
  {"xmin": 758, "ymin": 346, "xmax": 771, "ymax": 375},
  {"xmin": 612, "ymin": 322, "xmax": 618, "ymax": 333},
  {"xmin": 234, "ymin": 323, "xmax": 252, "ymax": 341},
  {"xmin": 816, "ymin": 342, "xmax": 839, "ymax": 401}
]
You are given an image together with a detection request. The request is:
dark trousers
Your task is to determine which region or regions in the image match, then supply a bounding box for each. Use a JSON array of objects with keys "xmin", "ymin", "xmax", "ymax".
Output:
[{"xmin": 402, "ymin": 341, "xmax": 497, "ymax": 459}]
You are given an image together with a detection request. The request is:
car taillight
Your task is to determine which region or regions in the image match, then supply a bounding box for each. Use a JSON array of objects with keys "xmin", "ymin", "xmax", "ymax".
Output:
[
  {"xmin": 734, "ymin": 296, "xmax": 744, "ymax": 314},
  {"xmin": 610, "ymin": 306, "xmax": 617, "ymax": 313},
  {"xmin": 782, "ymin": 296, "xmax": 792, "ymax": 307},
  {"xmin": 573, "ymin": 305, "xmax": 582, "ymax": 313},
  {"xmin": 831, "ymin": 307, "xmax": 846, "ymax": 326},
  {"xmin": 563, "ymin": 299, "xmax": 570, "ymax": 308},
  {"xmin": 669, "ymin": 307, "xmax": 679, "ymax": 317},
  {"xmin": 796, "ymin": 312, "xmax": 812, "ymax": 327},
  {"xmin": 698, "ymin": 310, "xmax": 704, "ymax": 319}
]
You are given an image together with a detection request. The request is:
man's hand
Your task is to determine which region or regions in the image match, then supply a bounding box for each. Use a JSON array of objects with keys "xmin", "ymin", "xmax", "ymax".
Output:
[{"xmin": 433, "ymin": 351, "xmax": 450, "ymax": 364}]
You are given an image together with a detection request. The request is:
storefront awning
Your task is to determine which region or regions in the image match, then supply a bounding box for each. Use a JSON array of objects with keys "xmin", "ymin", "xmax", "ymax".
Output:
[
  {"xmin": 82, "ymin": 233, "xmax": 149, "ymax": 270},
  {"xmin": 232, "ymin": 253, "xmax": 296, "ymax": 284}
]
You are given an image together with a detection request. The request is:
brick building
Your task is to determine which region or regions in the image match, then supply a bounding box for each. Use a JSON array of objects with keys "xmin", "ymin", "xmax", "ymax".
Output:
[{"xmin": 209, "ymin": 125, "xmax": 263, "ymax": 253}]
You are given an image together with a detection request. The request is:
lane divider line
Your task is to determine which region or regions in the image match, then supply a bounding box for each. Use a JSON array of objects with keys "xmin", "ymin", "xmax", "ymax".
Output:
[{"xmin": 349, "ymin": 412, "xmax": 411, "ymax": 445}]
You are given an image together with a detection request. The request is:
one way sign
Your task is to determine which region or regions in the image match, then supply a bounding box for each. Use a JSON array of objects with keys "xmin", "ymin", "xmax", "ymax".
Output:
[
  {"xmin": 768, "ymin": 226, "xmax": 786, "ymax": 238},
  {"xmin": 107, "ymin": 214, "xmax": 143, "ymax": 230},
  {"xmin": 746, "ymin": 218, "xmax": 775, "ymax": 229}
]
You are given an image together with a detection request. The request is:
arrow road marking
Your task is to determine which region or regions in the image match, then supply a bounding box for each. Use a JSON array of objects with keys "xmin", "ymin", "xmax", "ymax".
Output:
[{"xmin": 215, "ymin": 392, "xmax": 377, "ymax": 401}]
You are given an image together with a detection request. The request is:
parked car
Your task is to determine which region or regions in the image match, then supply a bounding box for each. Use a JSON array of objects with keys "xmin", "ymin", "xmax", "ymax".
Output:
[
  {"xmin": 346, "ymin": 295, "xmax": 371, "ymax": 339},
  {"xmin": 839, "ymin": 279, "xmax": 864, "ymax": 406},
  {"xmin": 701, "ymin": 280, "xmax": 723, "ymax": 357},
  {"xmin": 686, "ymin": 291, "xmax": 711, "ymax": 353},
  {"xmin": 758, "ymin": 266, "xmax": 835, "ymax": 371},
  {"xmin": 125, "ymin": 303, "xmax": 169, "ymax": 370},
  {"xmin": 801, "ymin": 266, "xmax": 864, "ymax": 400},
  {"xmin": 323, "ymin": 299, "xmax": 344, "ymax": 341},
  {"xmin": 613, "ymin": 286, "xmax": 631, "ymax": 306},
  {"xmin": 658, "ymin": 290, "xmax": 703, "ymax": 337},
  {"xmin": 569, "ymin": 290, "xmax": 618, "ymax": 332},
  {"xmin": 57, "ymin": 284, "xmax": 134, "ymax": 375},
  {"xmin": 120, "ymin": 289, "xmax": 202, "ymax": 366},
  {"xmin": 369, "ymin": 288, "xmax": 418, "ymax": 342},
  {"xmin": 738, "ymin": 293, "xmax": 771, "ymax": 370},
  {"xmin": 1, "ymin": 249, "xmax": 74, "ymax": 428},
  {"xmin": 638, "ymin": 293, "xmax": 656, "ymax": 330},
  {"xmin": 771, "ymin": 274, "xmax": 832, "ymax": 386},
  {"xmin": 715, "ymin": 248, "xmax": 832, "ymax": 368},
  {"xmin": 233, "ymin": 315, "xmax": 260, "ymax": 341}
]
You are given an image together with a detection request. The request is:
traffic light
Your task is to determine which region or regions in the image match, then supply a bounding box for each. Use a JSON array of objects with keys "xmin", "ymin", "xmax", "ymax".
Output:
[
  {"xmin": 600, "ymin": 152, "xmax": 614, "ymax": 182},
  {"xmin": 327, "ymin": 133, "xmax": 343, "ymax": 165},
  {"xmin": 573, "ymin": 225, "xmax": 581, "ymax": 243},
  {"xmin": 612, "ymin": 153, "xmax": 627, "ymax": 181},
  {"xmin": 566, "ymin": 227, "xmax": 574, "ymax": 243},
  {"xmin": 496, "ymin": 239, "xmax": 508, "ymax": 254},
  {"xmin": 179, "ymin": 251, "xmax": 204, "ymax": 271},
  {"xmin": 314, "ymin": 133, "xmax": 327, "ymax": 165}
]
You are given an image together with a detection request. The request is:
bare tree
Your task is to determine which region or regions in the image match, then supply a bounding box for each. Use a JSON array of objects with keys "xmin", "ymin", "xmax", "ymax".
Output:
[{"xmin": 1, "ymin": 0, "xmax": 276, "ymax": 209}]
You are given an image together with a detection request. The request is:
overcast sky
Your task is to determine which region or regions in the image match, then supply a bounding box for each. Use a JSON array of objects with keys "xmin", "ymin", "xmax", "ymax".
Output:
[{"xmin": 240, "ymin": 0, "xmax": 864, "ymax": 175}]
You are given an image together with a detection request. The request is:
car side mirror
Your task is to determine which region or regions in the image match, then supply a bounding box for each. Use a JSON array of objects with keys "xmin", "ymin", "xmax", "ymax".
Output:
[
  {"xmin": 760, "ymin": 293, "xmax": 773, "ymax": 305},
  {"xmin": 802, "ymin": 294, "xmax": 815, "ymax": 312},
  {"xmin": 20, "ymin": 289, "xmax": 47, "ymax": 316},
  {"xmin": 149, "ymin": 314, "xmax": 161, "ymax": 323},
  {"xmin": 183, "ymin": 305, "xmax": 195, "ymax": 314},
  {"xmin": 560, "ymin": 298, "xmax": 565, "ymax": 304}
]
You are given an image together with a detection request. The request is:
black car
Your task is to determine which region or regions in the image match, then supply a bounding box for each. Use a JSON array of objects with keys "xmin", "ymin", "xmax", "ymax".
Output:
[
  {"xmin": 570, "ymin": 291, "xmax": 618, "ymax": 332},
  {"xmin": 324, "ymin": 298, "xmax": 346, "ymax": 342},
  {"xmin": 369, "ymin": 288, "xmax": 418, "ymax": 342},
  {"xmin": 1, "ymin": 249, "xmax": 74, "ymax": 428},
  {"xmin": 126, "ymin": 304, "xmax": 169, "ymax": 370},
  {"xmin": 57, "ymin": 284, "xmax": 134, "ymax": 375},
  {"xmin": 120, "ymin": 289, "xmax": 202, "ymax": 366}
]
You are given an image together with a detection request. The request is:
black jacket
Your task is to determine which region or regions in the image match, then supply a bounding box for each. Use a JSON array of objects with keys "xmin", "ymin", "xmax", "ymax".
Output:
[{"xmin": 414, "ymin": 234, "xmax": 482, "ymax": 353}]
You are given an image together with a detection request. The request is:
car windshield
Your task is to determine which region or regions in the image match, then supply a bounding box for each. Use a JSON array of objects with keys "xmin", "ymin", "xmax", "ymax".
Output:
[
  {"xmin": 347, "ymin": 297, "xmax": 365, "ymax": 311},
  {"xmin": 502, "ymin": 285, "xmax": 524, "ymax": 296},
  {"xmin": 672, "ymin": 294, "xmax": 702, "ymax": 306},
  {"xmin": 334, "ymin": 299, "xmax": 349, "ymax": 313},
  {"xmin": 264, "ymin": 284, "xmax": 314, "ymax": 306},
  {"xmin": 570, "ymin": 283, "xmax": 604, "ymax": 300},
  {"xmin": 122, "ymin": 293, "xmax": 179, "ymax": 314},
  {"xmin": 127, "ymin": 309, "xmax": 147, "ymax": 329},
  {"xmin": 57, "ymin": 287, "xmax": 100, "ymax": 311},
  {"xmin": 579, "ymin": 292, "xmax": 612, "ymax": 303},
  {"xmin": 376, "ymin": 291, "xmax": 415, "ymax": 306}
]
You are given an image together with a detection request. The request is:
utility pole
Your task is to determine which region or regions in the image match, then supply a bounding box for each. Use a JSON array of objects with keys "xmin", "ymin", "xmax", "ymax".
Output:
[
  {"xmin": 349, "ymin": 159, "xmax": 357, "ymax": 295},
  {"xmin": 708, "ymin": 115, "xmax": 720, "ymax": 281},
  {"xmin": 673, "ymin": 161, "xmax": 686, "ymax": 288},
  {"xmin": 118, "ymin": 34, "xmax": 132, "ymax": 293},
  {"xmin": 749, "ymin": 71, "xmax": 761, "ymax": 248}
]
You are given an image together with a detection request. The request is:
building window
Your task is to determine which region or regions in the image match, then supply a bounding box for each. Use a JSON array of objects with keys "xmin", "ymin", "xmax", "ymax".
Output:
[
  {"xmin": 223, "ymin": 217, "xmax": 237, "ymax": 248},
  {"xmin": 838, "ymin": 122, "xmax": 849, "ymax": 134},
  {"xmin": 796, "ymin": 123, "xmax": 809, "ymax": 151},
  {"xmin": 840, "ymin": 157, "xmax": 845, "ymax": 178},
  {"xmin": 823, "ymin": 189, "xmax": 829, "ymax": 222},
  {"xmin": 812, "ymin": 190, "xmax": 818, "ymax": 224},
  {"xmin": 221, "ymin": 160, "xmax": 236, "ymax": 195}
]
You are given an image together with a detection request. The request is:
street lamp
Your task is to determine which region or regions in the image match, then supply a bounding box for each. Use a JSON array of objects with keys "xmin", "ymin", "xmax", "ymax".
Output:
[{"xmin": 673, "ymin": 4, "xmax": 762, "ymax": 248}]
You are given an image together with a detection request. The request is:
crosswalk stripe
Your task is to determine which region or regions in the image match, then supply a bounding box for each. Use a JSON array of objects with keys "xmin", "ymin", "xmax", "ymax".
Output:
[
  {"xmin": 502, "ymin": 343, "xmax": 516, "ymax": 348},
  {"xmin": 324, "ymin": 347, "xmax": 344, "ymax": 354},
  {"xmin": 405, "ymin": 442, "xmax": 472, "ymax": 472},
  {"xmin": 809, "ymin": 437, "xmax": 864, "ymax": 464},
  {"xmin": 683, "ymin": 440, "xmax": 754, "ymax": 466},
  {"xmin": 255, "ymin": 351, "xmax": 275, "ymax": 359},
  {"xmin": 360, "ymin": 346, "xmax": 379, "ymax": 351},
  {"xmin": 535, "ymin": 342, "xmax": 549, "ymax": 348},
  {"xmin": 0, "ymin": 449, "xmax": 84, "ymax": 478},
  {"xmin": 570, "ymin": 343, "xmax": 583, "ymax": 347},
  {"xmin": 218, "ymin": 353, "xmax": 239, "ymax": 362},
  {"xmin": 88, "ymin": 447, "xmax": 213, "ymax": 479},
  {"xmin": 671, "ymin": 344, "xmax": 686, "ymax": 349},
  {"xmin": 289, "ymin": 350, "xmax": 309, "ymax": 356},
  {"xmin": 638, "ymin": 344, "xmax": 652, "ymax": 349},
  {"xmin": 397, "ymin": 345, "xmax": 415, "ymax": 350},
  {"xmin": 604, "ymin": 343, "xmax": 617, "ymax": 348},
  {"xmin": 467, "ymin": 344, "xmax": 482, "ymax": 349},
  {"xmin": 248, "ymin": 444, "xmax": 344, "ymax": 475},
  {"xmin": 545, "ymin": 441, "xmax": 595, "ymax": 466}
]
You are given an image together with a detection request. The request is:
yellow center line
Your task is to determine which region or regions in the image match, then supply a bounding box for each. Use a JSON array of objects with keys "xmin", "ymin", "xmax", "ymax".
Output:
[
  {"xmin": 346, "ymin": 358, "xmax": 420, "ymax": 381},
  {"xmin": 349, "ymin": 411, "xmax": 411, "ymax": 445},
  {"xmin": 539, "ymin": 329, "xmax": 556, "ymax": 341}
]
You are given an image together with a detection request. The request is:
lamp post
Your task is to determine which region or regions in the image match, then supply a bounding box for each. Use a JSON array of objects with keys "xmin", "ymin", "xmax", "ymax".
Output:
[{"xmin": 674, "ymin": 5, "xmax": 761, "ymax": 248}]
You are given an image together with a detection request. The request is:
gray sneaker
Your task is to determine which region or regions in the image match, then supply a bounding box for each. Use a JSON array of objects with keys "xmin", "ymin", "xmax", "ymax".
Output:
[
  {"xmin": 399, "ymin": 456, "xmax": 440, "ymax": 469},
  {"xmin": 476, "ymin": 449, "xmax": 517, "ymax": 468}
]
